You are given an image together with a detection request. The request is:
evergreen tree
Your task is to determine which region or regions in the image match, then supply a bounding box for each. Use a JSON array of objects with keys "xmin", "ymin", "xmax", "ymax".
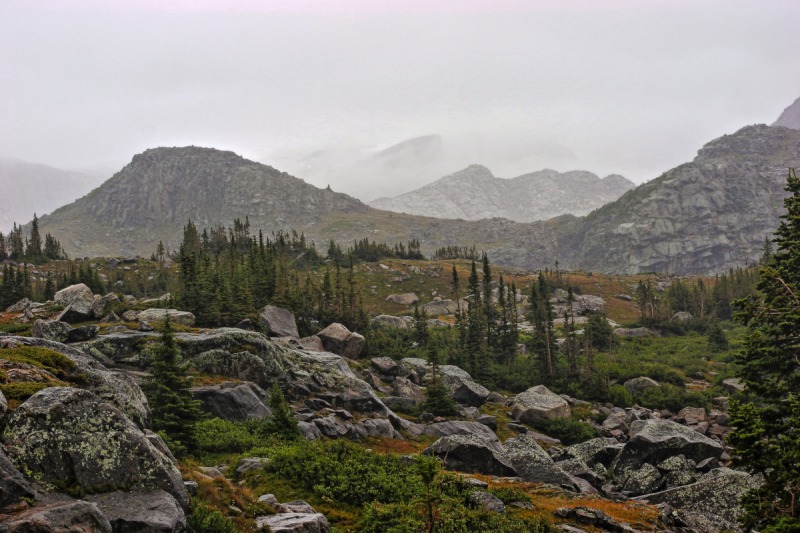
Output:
[
  {"xmin": 729, "ymin": 169, "xmax": 800, "ymax": 530},
  {"xmin": 264, "ymin": 383, "xmax": 300, "ymax": 440},
  {"xmin": 142, "ymin": 314, "xmax": 203, "ymax": 455},
  {"xmin": 26, "ymin": 214, "xmax": 43, "ymax": 262}
]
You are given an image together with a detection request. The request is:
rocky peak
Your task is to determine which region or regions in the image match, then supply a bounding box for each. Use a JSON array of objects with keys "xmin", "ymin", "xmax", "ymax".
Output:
[{"xmin": 773, "ymin": 96, "xmax": 800, "ymax": 130}]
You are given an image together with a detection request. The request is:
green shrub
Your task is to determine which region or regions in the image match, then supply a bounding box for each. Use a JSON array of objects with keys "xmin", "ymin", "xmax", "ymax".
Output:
[
  {"xmin": 488, "ymin": 486, "xmax": 531, "ymax": 505},
  {"xmin": 194, "ymin": 418, "xmax": 263, "ymax": 454},
  {"xmin": 608, "ymin": 384, "xmax": 633, "ymax": 408},
  {"xmin": 637, "ymin": 383, "xmax": 710, "ymax": 412},
  {"xmin": 0, "ymin": 382, "xmax": 59, "ymax": 401},
  {"xmin": 534, "ymin": 417, "xmax": 601, "ymax": 445},
  {"xmin": 187, "ymin": 499, "xmax": 237, "ymax": 533},
  {"xmin": 1, "ymin": 346, "xmax": 76, "ymax": 378}
]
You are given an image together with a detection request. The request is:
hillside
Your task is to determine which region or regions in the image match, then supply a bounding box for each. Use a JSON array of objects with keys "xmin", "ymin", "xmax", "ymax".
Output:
[
  {"xmin": 370, "ymin": 165, "xmax": 634, "ymax": 222},
  {"xmin": 0, "ymin": 158, "xmax": 100, "ymax": 232},
  {"xmin": 558, "ymin": 124, "xmax": 800, "ymax": 274}
]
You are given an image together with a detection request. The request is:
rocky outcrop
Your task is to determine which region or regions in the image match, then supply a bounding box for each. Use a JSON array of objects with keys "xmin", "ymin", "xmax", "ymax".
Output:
[
  {"xmin": 774, "ymin": 96, "xmax": 800, "ymax": 130},
  {"xmin": 0, "ymin": 500, "xmax": 113, "ymax": 532},
  {"xmin": 385, "ymin": 293, "xmax": 419, "ymax": 306},
  {"xmin": 511, "ymin": 385, "xmax": 571, "ymax": 425},
  {"xmin": 260, "ymin": 305, "xmax": 299, "ymax": 338},
  {"xmin": 501, "ymin": 434, "xmax": 577, "ymax": 489},
  {"xmin": 370, "ymin": 315, "xmax": 414, "ymax": 329},
  {"xmin": 86, "ymin": 490, "xmax": 188, "ymax": 533},
  {"xmin": 423, "ymin": 434, "xmax": 516, "ymax": 477},
  {"xmin": 623, "ymin": 376, "xmax": 660, "ymax": 397},
  {"xmin": 138, "ymin": 308, "xmax": 196, "ymax": 327},
  {"xmin": 31, "ymin": 319, "xmax": 72, "ymax": 342},
  {"xmin": 2, "ymin": 387, "xmax": 187, "ymax": 508}
]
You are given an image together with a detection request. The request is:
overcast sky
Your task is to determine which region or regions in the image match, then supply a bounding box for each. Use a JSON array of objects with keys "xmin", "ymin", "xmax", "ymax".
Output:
[{"xmin": 2, "ymin": 0, "xmax": 799, "ymax": 200}]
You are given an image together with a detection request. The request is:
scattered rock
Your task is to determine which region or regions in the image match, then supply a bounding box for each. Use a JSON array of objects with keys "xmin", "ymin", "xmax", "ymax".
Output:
[
  {"xmin": 259, "ymin": 305, "xmax": 299, "ymax": 338},
  {"xmin": 424, "ymin": 434, "xmax": 516, "ymax": 477},
  {"xmin": 31, "ymin": 319, "xmax": 71, "ymax": 342},
  {"xmin": 256, "ymin": 512, "xmax": 330, "ymax": 532},
  {"xmin": 86, "ymin": 490, "xmax": 187, "ymax": 533},
  {"xmin": 191, "ymin": 381, "xmax": 271, "ymax": 421},
  {"xmin": 370, "ymin": 315, "xmax": 414, "ymax": 329},
  {"xmin": 371, "ymin": 357, "xmax": 398, "ymax": 376},
  {"xmin": 502, "ymin": 434, "xmax": 577, "ymax": 489},
  {"xmin": 468, "ymin": 491, "xmax": 505, "ymax": 513},
  {"xmin": 0, "ymin": 500, "xmax": 113, "ymax": 533},
  {"xmin": 385, "ymin": 293, "xmax": 419, "ymax": 306},
  {"xmin": 721, "ymin": 378, "xmax": 746, "ymax": 394},
  {"xmin": 623, "ymin": 376, "xmax": 660, "ymax": 397},
  {"xmin": 67, "ymin": 325, "xmax": 99, "ymax": 343},
  {"xmin": 137, "ymin": 308, "xmax": 196, "ymax": 326},
  {"xmin": 613, "ymin": 327, "xmax": 658, "ymax": 338}
]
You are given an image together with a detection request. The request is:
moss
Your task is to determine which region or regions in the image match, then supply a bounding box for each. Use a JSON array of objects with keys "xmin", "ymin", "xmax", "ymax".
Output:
[
  {"xmin": 0, "ymin": 382, "xmax": 63, "ymax": 401},
  {"xmin": 0, "ymin": 346, "xmax": 77, "ymax": 378}
]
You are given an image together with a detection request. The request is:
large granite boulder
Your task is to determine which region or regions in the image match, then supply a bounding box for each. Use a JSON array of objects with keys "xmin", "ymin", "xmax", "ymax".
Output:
[
  {"xmin": 554, "ymin": 438, "xmax": 623, "ymax": 469},
  {"xmin": 2, "ymin": 387, "xmax": 187, "ymax": 508},
  {"xmin": 611, "ymin": 419, "xmax": 723, "ymax": 475},
  {"xmin": 138, "ymin": 308, "xmax": 196, "ymax": 327},
  {"xmin": 0, "ymin": 448, "xmax": 35, "ymax": 510},
  {"xmin": 86, "ymin": 490, "xmax": 187, "ymax": 533},
  {"xmin": 422, "ymin": 420, "xmax": 499, "ymax": 443},
  {"xmin": 385, "ymin": 293, "xmax": 419, "ymax": 306},
  {"xmin": 423, "ymin": 434, "xmax": 517, "ymax": 477},
  {"xmin": 636, "ymin": 468, "xmax": 762, "ymax": 532},
  {"xmin": 91, "ymin": 293, "xmax": 120, "ymax": 319},
  {"xmin": 316, "ymin": 323, "xmax": 365, "ymax": 359},
  {"xmin": 191, "ymin": 381, "xmax": 271, "ymax": 421},
  {"xmin": 54, "ymin": 283, "xmax": 95, "ymax": 321},
  {"xmin": 370, "ymin": 315, "xmax": 414, "ymax": 330},
  {"xmin": 259, "ymin": 305, "xmax": 299, "ymax": 338},
  {"xmin": 501, "ymin": 434, "xmax": 577, "ymax": 489},
  {"xmin": 256, "ymin": 512, "xmax": 330, "ymax": 532},
  {"xmin": 511, "ymin": 385, "xmax": 571, "ymax": 425}
]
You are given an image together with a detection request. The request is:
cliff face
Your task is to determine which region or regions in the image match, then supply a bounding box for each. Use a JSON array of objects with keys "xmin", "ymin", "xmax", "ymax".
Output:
[
  {"xmin": 370, "ymin": 165, "xmax": 634, "ymax": 223},
  {"xmin": 559, "ymin": 125, "xmax": 800, "ymax": 274}
]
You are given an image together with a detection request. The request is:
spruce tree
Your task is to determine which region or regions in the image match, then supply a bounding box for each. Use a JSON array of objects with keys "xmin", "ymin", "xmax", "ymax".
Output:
[
  {"xmin": 729, "ymin": 168, "xmax": 800, "ymax": 530},
  {"xmin": 142, "ymin": 314, "xmax": 203, "ymax": 456},
  {"xmin": 264, "ymin": 383, "xmax": 300, "ymax": 440}
]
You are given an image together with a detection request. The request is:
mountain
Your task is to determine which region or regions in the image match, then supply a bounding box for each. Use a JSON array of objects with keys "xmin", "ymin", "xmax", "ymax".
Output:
[
  {"xmin": 773, "ymin": 96, "xmax": 800, "ymax": 130},
  {"xmin": 34, "ymin": 124, "xmax": 800, "ymax": 275},
  {"xmin": 557, "ymin": 124, "xmax": 800, "ymax": 274},
  {"xmin": 369, "ymin": 165, "xmax": 634, "ymax": 222},
  {"xmin": 0, "ymin": 158, "xmax": 101, "ymax": 232},
  {"xmin": 36, "ymin": 147, "xmax": 367, "ymax": 257}
]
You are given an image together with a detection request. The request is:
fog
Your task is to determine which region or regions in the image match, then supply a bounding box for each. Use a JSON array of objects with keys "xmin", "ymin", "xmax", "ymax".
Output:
[{"xmin": 2, "ymin": 0, "xmax": 799, "ymax": 202}]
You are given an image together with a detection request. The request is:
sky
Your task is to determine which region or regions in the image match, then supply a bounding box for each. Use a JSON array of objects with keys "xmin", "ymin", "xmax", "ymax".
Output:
[{"xmin": 2, "ymin": 0, "xmax": 800, "ymax": 201}]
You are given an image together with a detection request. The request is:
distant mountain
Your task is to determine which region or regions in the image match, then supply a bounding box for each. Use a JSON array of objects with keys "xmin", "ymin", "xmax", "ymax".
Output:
[
  {"xmin": 774, "ymin": 96, "xmax": 800, "ymax": 130},
  {"xmin": 369, "ymin": 165, "xmax": 634, "ymax": 222},
  {"xmin": 36, "ymin": 147, "xmax": 367, "ymax": 258},
  {"xmin": 34, "ymin": 124, "xmax": 800, "ymax": 275},
  {"xmin": 0, "ymin": 158, "xmax": 100, "ymax": 232}
]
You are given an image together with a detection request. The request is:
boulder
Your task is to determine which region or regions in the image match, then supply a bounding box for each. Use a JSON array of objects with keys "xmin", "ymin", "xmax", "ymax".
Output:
[
  {"xmin": 671, "ymin": 311, "xmax": 693, "ymax": 322},
  {"xmin": 371, "ymin": 357, "xmax": 398, "ymax": 376},
  {"xmin": 190, "ymin": 349, "xmax": 273, "ymax": 386},
  {"xmin": 191, "ymin": 381, "xmax": 271, "ymax": 421},
  {"xmin": 297, "ymin": 336, "xmax": 324, "ymax": 351},
  {"xmin": 137, "ymin": 308, "xmax": 196, "ymax": 327},
  {"xmin": 91, "ymin": 293, "xmax": 120, "ymax": 319},
  {"xmin": 361, "ymin": 418, "xmax": 400, "ymax": 439},
  {"xmin": 446, "ymin": 374, "xmax": 490, "ymax": 408},
  {"xmin": 423, "ymin": 420, "xmax": 499, "ymax": 443},
  {"xmin": 236, "ymin": 457, "xmax": 266, "ymax": 476},
  {"xmin": 676, "ymin": 406, "xmax": 706, "ymax": 423},
  {"xmin": 3, "ymin": 387, "xmax": 187, "ymax": 508},
  {"xmin": 422, "ymin": 298, "xmax": 464, "ymax": 316},
  {"xmin": 620, "ymin": 463, "xmax": 663, "ymax": 495},
  {"xmin": 556, "ymin": 438, "xmax": 623, "ymax": 468},
  {"xmin": 423, "ymin": 434, "xmax": 517, "ymax": 477},
  {"xmin": 0, "ymin": 501, "xmax": 112, "ymax": 533},
  {"xmin": 316, "ymin": 323, "xmax": 365, "ymax": 358},
  {"xmin": 392, "ymin": 377, "xmax": 425, "ymax": 405},
  {"xmin": 468, "ymin": 491, "xmax": 505, "ymax": 513},
  {"xmin": 613, "ymin": 327, "xmax": 658, "ymax": 338},
  {"xmin": 67, "ymin": 325, "xmax": 99, "ymax": 343},
  {"xmin": 256, "ymin": 512, "xmax": 330, "ymax": 532},
  {"xmin": 636, "ymin": 468, "xmax": 761, "ymax": 531},
  {"xmin": 259, "ymin": 305, "xmax": 300, "ymax": 338},
  {"xmin": 721, "ymin": 378, "xmax": 746, "ymax": 394},
  {"xmin": 370, "ymin": 315, "xmax": 414, "ymax": 329},
  {"xmin": 511, "ymin": 385, "xmax": 571, "ymax": 425},
  {"xmin": 86, "ymin": 490, "xmax": 187, "ymax": 533},
  {"xmin": 6, "ymin": 298, "xmax": 41, "ymax": 313},
  {"xmin": 501, "ymin": 434, "xmax": 577, "ymax": 489},
  {"xmin": 385, "ymin": 293, "xmax": 419, "ymax": 306},
  {"xmin": 623, "ymin": 376, "xmax": 660, "ymax": 397},
  {"xmin": 54, "ymin": 283, "xmax": 95, "ymax": 311},
  {"xmin": 611, "ymin": 419, "xmax": 723, "ymax": 475},
  {"xmin": 235, "ymin": 318, "xmax": 256, "ymax": 331},
  {"xmin": 31, "ymin": 319, "xmax": 71, "ymax": 342}
]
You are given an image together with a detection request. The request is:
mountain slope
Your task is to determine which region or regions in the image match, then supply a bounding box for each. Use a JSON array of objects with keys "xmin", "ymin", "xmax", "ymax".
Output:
[
  {"xmin": 558, "ymin": 124, "xmax": 800, "ymax": 274},
  {"xmin": 774, "ymin": 96, "xmax": 800, "ymax": 130},
  {"xmin": 37, "ymin": 147, "xmax": 367, "ymax": 257},
  {"xmin": 369, "ymin": 165, "xmax": 634, "ymax": 222},
  {"xmin": 0, "ymin": 158, "xmax": 100, "ymax": 232}
]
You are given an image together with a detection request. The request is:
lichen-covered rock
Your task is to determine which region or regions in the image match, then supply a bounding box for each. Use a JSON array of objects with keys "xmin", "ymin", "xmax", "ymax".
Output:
[
  {"xmin": 511, "ymin": 385, "xmax": 571, "ymax": 425},
  {"xmin": 370, "ymin": 315, "xmax": 414, "ymax": 330},
  {"xmin": 385, "ymin": 293, "xmax": 419, "ymax": 306},
  {"xmin": 623, "ymin": 376, "xmax": 660, "ymax": 397},
  {"xmin": 0, "ymin": 447, "xmax": 35, "ymax": 511},
  {"xmin": 6, "ymin": 299, "xmax": 42, "ymax": 314},
  {"xmin": 502, "ymin": 434, "xmax": 577, "ymax": 489},
  {"xmin": 392, "ymin": 377, "xmax": 424, "ymax": 405},
  {"xmin": 91, "ymin": 293, "xmax": 120, "ymax": 319},
  {"xmin": 54, "ymin": 283, "xmax": 95, "ymax": 311},
  {"xmin": 259, "ymin": 305, "xmax": 299, "ymax": 338},
  {"xmin": 31, "ymin": 319, "xmax": 71, "ymax": 343},
  {"xmin": 316, "ymin": 323, "xmax": 365, "ymax": 359},
  {"xmin": 423, "ymin": 434, "xmax": 517, "ymax": 477},
  {"xmin": 0, "ymin": 500, "xmax": 112, "ymax": 533},
  {"xmin": 138, "ymin": 308, "xmax": 195, "ymax": 327},
  {"xmin": 86, "ymin": 490, "xmax": 187, "ymax": 533},
  {"xmin": 191, "ymin": 381, "xmax": 271, "ymax": 421},
  {"xmin": 256, "ymin": 512, "xmax": 330, "ymax": 532},
  {"xmin": 636, "ymin": 468, "xmax": 761, "ymax": 531},
  {"xmin": 2, "ymin": 387, "xmax": 187, "ymax": 509},
  {"xmin": 371, "ymin": 357, "xmax": 398, "ymax": 376},
  {"xmin": 423, "ymin": 421, "xmax": 499, "ymax": 443},
  {"xmin": 555, "ymin": 438, "xmax": 623, "ymax": 468},
  {"xmin": 621, "ymin": 463, "xmax": 663, "ymax": 495},
  {"xmin": 67, "ymin": 325, "xmax": 99, "ymax": 343},
  {"xmin": 468, "ymin": 491, "xmax": 505, "ymax": 513},
  {"xmin": 189, "ymin": 349, "xmax": 274, "ymax": 386},
  {"xmin": 611, "ymin": 419, "xmax": 723, "ymax": 475}
]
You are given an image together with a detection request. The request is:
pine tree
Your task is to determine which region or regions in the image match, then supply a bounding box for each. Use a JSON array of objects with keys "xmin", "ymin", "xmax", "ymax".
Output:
[
  {"xmin": 729, "ymin": 168, "xmax": 800, "ymax": 530},
  {"xmin": 264, "ymin": 383, "xmax": 300, "ymax": 440},
  {"xmin": 142, "ymin": 314, "xmax": 203, "ymax": 456},
  {"xmin": 26, "ymin": 214, "xmax": 43, "ymax": 262}
]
